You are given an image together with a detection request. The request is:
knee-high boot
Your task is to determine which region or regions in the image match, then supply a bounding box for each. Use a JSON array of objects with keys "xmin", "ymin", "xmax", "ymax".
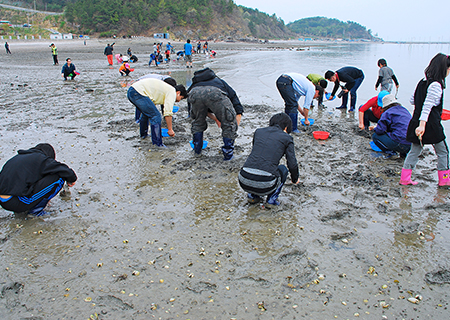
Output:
[
  {"xmin": 193, "ymin": 132, "xmax": 203, "ymax": 155},
  {"xmin": 222, "ymin": 137, "xmax": 234, "ymax": 161}
]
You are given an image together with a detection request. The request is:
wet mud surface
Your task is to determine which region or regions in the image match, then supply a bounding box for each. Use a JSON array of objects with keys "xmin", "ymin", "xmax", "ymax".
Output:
[{"xmin": 0, "ymin": 39, "xmax": 450, "ymax": 319}]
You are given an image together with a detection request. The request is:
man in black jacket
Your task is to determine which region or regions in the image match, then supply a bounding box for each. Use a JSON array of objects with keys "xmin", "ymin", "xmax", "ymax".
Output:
[
  {"xmin": 187, "ymin": 68, "xmax": 243, "ymax": 160},
  {"xmin": 0, "ymin": 143, "xmax": 77, "ymax": 216},
  {"xmin": 325, "ymin": 67, "xmax": 364, "ymax": 111},
  {"xmin": 238, "ymin": 113, "xmax": 299, "ymax": 206}
]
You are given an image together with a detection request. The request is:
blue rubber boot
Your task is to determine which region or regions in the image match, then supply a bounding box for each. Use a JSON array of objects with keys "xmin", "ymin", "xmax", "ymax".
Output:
[
  {"xmin": 247, "ymin": 193, "xmax": 261, "ymax": 204},
  {"xmin": 28, "ymin": 198, "xmax": 50, "ymax": 216},
  {"xmin": 150, "ymin": 123, "xmax": 166, "ymax": 147},
  {"xmin": 288, "ymin": 113, "xmax": 300, "ymax": 133},
  {"xmin": 193, "ymin": 132, "xmax": 203, "ymax": 155},
  {"xmin": 222, "ymin": 137, "xmax": 234, "ymax": 161},
  {"xmin": 266, "ymin": 183, "xmax": 284, "ymax": 206}
]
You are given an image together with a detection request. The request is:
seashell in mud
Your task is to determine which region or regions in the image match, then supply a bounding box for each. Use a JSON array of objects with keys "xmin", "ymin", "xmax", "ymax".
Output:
[
  {"xmin": 132, "ymin": 270, "xmax": 140, "ymax": 276},
  {"xmin": 257, "ymin": 301, "xmax": 266, "ymax": 311},
  {"xmin": 339, "ymin": 273, "xmax": 347, "ymax": 278},
  {"xmin": 408, "ymin": 297, "xmax": 419, "ymax": 304},
  {"xmin": 97, "ymin": 263, "xmax": 103, "ymax": 267},
  {"xmin": 318, "ymin": 274, "xmax": 325, "ymax": 280},
  {"xmin": 341, "ymin": 239, "xmax": 349, "ymax": 244},
  {"xmin": 380, "ymin": 301, "xmax": 389, "ymax": 308}
]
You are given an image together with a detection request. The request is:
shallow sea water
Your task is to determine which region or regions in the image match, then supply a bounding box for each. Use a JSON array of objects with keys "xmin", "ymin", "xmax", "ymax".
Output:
[{"xmin": 0, "ymin": 39, "xmax": 449, "ymax": 319}]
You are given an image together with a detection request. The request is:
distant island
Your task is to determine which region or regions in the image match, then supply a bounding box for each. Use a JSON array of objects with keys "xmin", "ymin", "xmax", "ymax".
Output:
[
  {"xmin": 287, "ymin": 16, "xmax": 379, "ymax": 41},
  {"xmin": 1, "ymin": 0, "xmax": 381, "ymax": 41}
]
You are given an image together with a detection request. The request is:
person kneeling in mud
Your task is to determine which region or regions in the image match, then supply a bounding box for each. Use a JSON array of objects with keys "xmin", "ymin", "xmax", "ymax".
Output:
[
  {"xmin": 61, "ymin": 58, "xmax": 77, "ymax": 80},
  {"xmin": 238, "ymin": 113, "xmax": 300, "ymax": 206},
  {"xmin": 127, "ymin": 78, "xmax": 187, "ymax": 146},
  {"xmin": 187, "ymin": 68, "xmax": 243, "ymax": 160},
  {"xmin": 119, "ymin": 56, "xmax": 132, "ymax": 76},
  {"xmin": 370, "ymin": 94, "xmax": 412, "ymax": 158},
  {"xmin": 0, "ymin": 143, "xmax": 77, "ymax": 216}
]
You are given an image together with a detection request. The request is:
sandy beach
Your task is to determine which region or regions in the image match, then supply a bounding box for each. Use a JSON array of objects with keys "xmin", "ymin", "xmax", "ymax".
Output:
[{"xmin": 0, "ymin": 38, "xmax": 449, "ymax": 319}]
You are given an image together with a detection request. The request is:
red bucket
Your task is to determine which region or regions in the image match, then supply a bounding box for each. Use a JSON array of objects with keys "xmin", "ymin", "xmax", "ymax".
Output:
[
  {"xmin": 313, "ymin": 131, "xmax": 330, "ymax": 140},
  {"xmin": 442, "ymin": 109, "xmax": 450, "ymax": 121}
]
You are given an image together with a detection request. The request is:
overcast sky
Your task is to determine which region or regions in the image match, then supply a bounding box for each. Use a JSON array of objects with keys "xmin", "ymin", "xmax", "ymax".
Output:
[{"xmin": 234, "ymin": 0, "xmax": 450, "ymax": 42}]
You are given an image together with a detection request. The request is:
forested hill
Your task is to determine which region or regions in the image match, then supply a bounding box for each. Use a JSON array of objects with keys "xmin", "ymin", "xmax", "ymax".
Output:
[
  {"xmin": 5, "ymin": 1, "xmax": 377, "ymax": 40},
  {"xmin": 12, "ymin": 0, "xmax": 293, "ymax": 39},
  {"xmin": 287, "ymin": 16, "xmax": 376, "ymax": 40}
]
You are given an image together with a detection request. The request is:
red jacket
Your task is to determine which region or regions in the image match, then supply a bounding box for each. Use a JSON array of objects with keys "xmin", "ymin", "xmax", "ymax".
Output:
[{"xmin": 359, "ymin": 96, "xmax": 382, "ymax": 118}]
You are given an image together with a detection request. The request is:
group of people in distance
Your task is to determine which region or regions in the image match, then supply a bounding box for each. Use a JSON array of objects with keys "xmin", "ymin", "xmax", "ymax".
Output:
[{"xmin": 1, "ymin": 50, "xmax": 449, "ymax": 217}]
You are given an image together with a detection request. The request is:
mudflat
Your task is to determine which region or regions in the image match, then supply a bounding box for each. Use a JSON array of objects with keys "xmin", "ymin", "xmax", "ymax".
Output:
[{"xmin": 0, "ymin": 39, "xmax": 449, "ymax": 319}]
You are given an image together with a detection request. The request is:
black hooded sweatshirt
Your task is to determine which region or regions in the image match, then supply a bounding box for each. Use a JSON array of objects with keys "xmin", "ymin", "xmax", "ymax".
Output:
[
  {"xmin": 188, "ymin": 68, "xmax": 244, "ymax": 115},
  {"xmin": 0, "ymin": 144, "xmax": 77, "ymax": 197}
]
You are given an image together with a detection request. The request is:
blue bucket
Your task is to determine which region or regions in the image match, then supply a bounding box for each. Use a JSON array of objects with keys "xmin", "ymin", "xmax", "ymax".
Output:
[
  {"xmin": 173, "ymin": 106, "xmax": 179, "ymax": 113},
  {"xmin": 325, "ymin": 93, "xmax": 336, "ymax": 101},
  {"xmin": 162, "ymin": 128, "xmax": 169, "ymax": 137},
  {"xmin": 300, "ymin": 118, "xmax": 315, "ymax": 126},
  {"xmin": 189, "ymin": 140, "xmax": 208, "ymax": 149}
]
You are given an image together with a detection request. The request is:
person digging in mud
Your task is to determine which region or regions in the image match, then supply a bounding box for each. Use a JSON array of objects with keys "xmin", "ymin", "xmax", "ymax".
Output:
[
  {"xmin": 238, "ymin": 113, "xmax": 300, "ymax": 206},
  {"xmin": 369, "ymin": 94, "xmax": 412, "ymax": 158},
  {"xmin": 306, "ymin": 73, "xmax": 328, "ymax": 108},
  {"xmin": 61, "ymin": 58, "xmax": 77, "ymax": 80},
  {"xmin": 325, "ymin": 67, "xmax": 365, "ymax": 112},
  {"xmin": 127, "ymin": 78, "xmax": 187, "ymax": 146},
  {"xmin": 0, "ymin": 143, "xmax": 77, "ymax": 216},
  {"xmin": 134, "ymin": 74, "xmax": 177, "ymax": 124},
  {"xmin": 187, "ymin": 67, "xmax": 243, "ymax": 160},
  {"xmin": 358, "ymin": 90, "xmax": 390, "ymax": 130},
  {"xmin": 276, "ymin": 73, "xmax": 322, "ymax": 130}
]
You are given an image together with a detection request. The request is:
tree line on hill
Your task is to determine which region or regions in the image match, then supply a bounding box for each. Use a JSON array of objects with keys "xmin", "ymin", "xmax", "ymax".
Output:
[{"xmin": 6, "ymin": 0, "xmax": 376, "ymax": 40}]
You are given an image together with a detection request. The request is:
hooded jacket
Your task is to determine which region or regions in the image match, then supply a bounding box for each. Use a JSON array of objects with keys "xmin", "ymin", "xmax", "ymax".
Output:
[
  {"xmin": 188, "ymin": 68, "xmax": 244, "ymax": 114},
  {"xmin": 0, "ymin": 144, "xmax": 77, "ymax": 197}
]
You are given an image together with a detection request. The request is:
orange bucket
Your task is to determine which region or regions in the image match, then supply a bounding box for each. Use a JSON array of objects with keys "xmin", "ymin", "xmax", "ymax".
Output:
[{"xmin": 313, "ymin": 131, "xmax": 330, "ymax": 140}]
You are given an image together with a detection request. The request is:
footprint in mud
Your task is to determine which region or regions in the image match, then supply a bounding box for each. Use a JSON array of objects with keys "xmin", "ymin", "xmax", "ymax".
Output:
[
  {"xmin": 320, "ymin": 209, "xmax": 351, "ymax": 222},
  {"xmin": 97, "ymin": 295, "xmax": 134, "ymax": 310},
  {"xmin": 0, "ymin": 282, "xmax": 24, "ymax": 308},
  {"xmin": 425, "ymin": 269, "xmax": 450, "ymax": 284},
  {"xmin": 397, "ymin": 222, "xmax": 420, "ymax": 234}
]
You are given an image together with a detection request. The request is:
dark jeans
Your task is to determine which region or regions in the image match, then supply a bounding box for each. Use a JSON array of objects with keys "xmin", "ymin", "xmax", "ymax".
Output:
[
  {"xmin": 276, "ymin": 75, "xmax": 298, "ymax": 113},
  {"xmin": 63, "ymin": 71, "xmax": 76, "ymax": 80},
  {"xmin": 363, "ymin": 109, "xmax": 380, "ymax": 128},
  {"xmin": 52, "ymin": 54, "xmax": 58, "ymax": 64},
  {"xmin": 372, "ymin": 132, "xmax": 411, "ymax": 155},
  {"xmin": 127, "ymin": 86, "xmax": 161, "ymax": 138},
  {"xmin": 188, "ymin": 86, "xmax": 237, "ymax": 139},
  {"xmin": 0, "ymin": 175, "xmax": 64, "ymax": 213},
  {"xmin": 341, "ymin": 75, "xmax": 364, "ymax": 108}
]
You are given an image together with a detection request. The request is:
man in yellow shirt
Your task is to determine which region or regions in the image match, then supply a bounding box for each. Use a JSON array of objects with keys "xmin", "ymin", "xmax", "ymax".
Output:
[{"xmin": 127, "ymin": 78, "xmax": 187, "ymax": 146}]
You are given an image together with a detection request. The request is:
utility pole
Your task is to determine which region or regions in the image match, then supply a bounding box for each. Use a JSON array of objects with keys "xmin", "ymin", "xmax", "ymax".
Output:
[{"xmin": 34, "ymin": 0, "xmax": 36, "ymax": 11}]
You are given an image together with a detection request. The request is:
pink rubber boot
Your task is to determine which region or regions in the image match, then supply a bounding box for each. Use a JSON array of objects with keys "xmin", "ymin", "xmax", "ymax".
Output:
[
  {"xmin": 438, "ymin": 170, "xmax": 450, "ymax": 187},
  {"xmin": 399, "ymin": 168, "xmax": 418, "ymax": 185}
]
